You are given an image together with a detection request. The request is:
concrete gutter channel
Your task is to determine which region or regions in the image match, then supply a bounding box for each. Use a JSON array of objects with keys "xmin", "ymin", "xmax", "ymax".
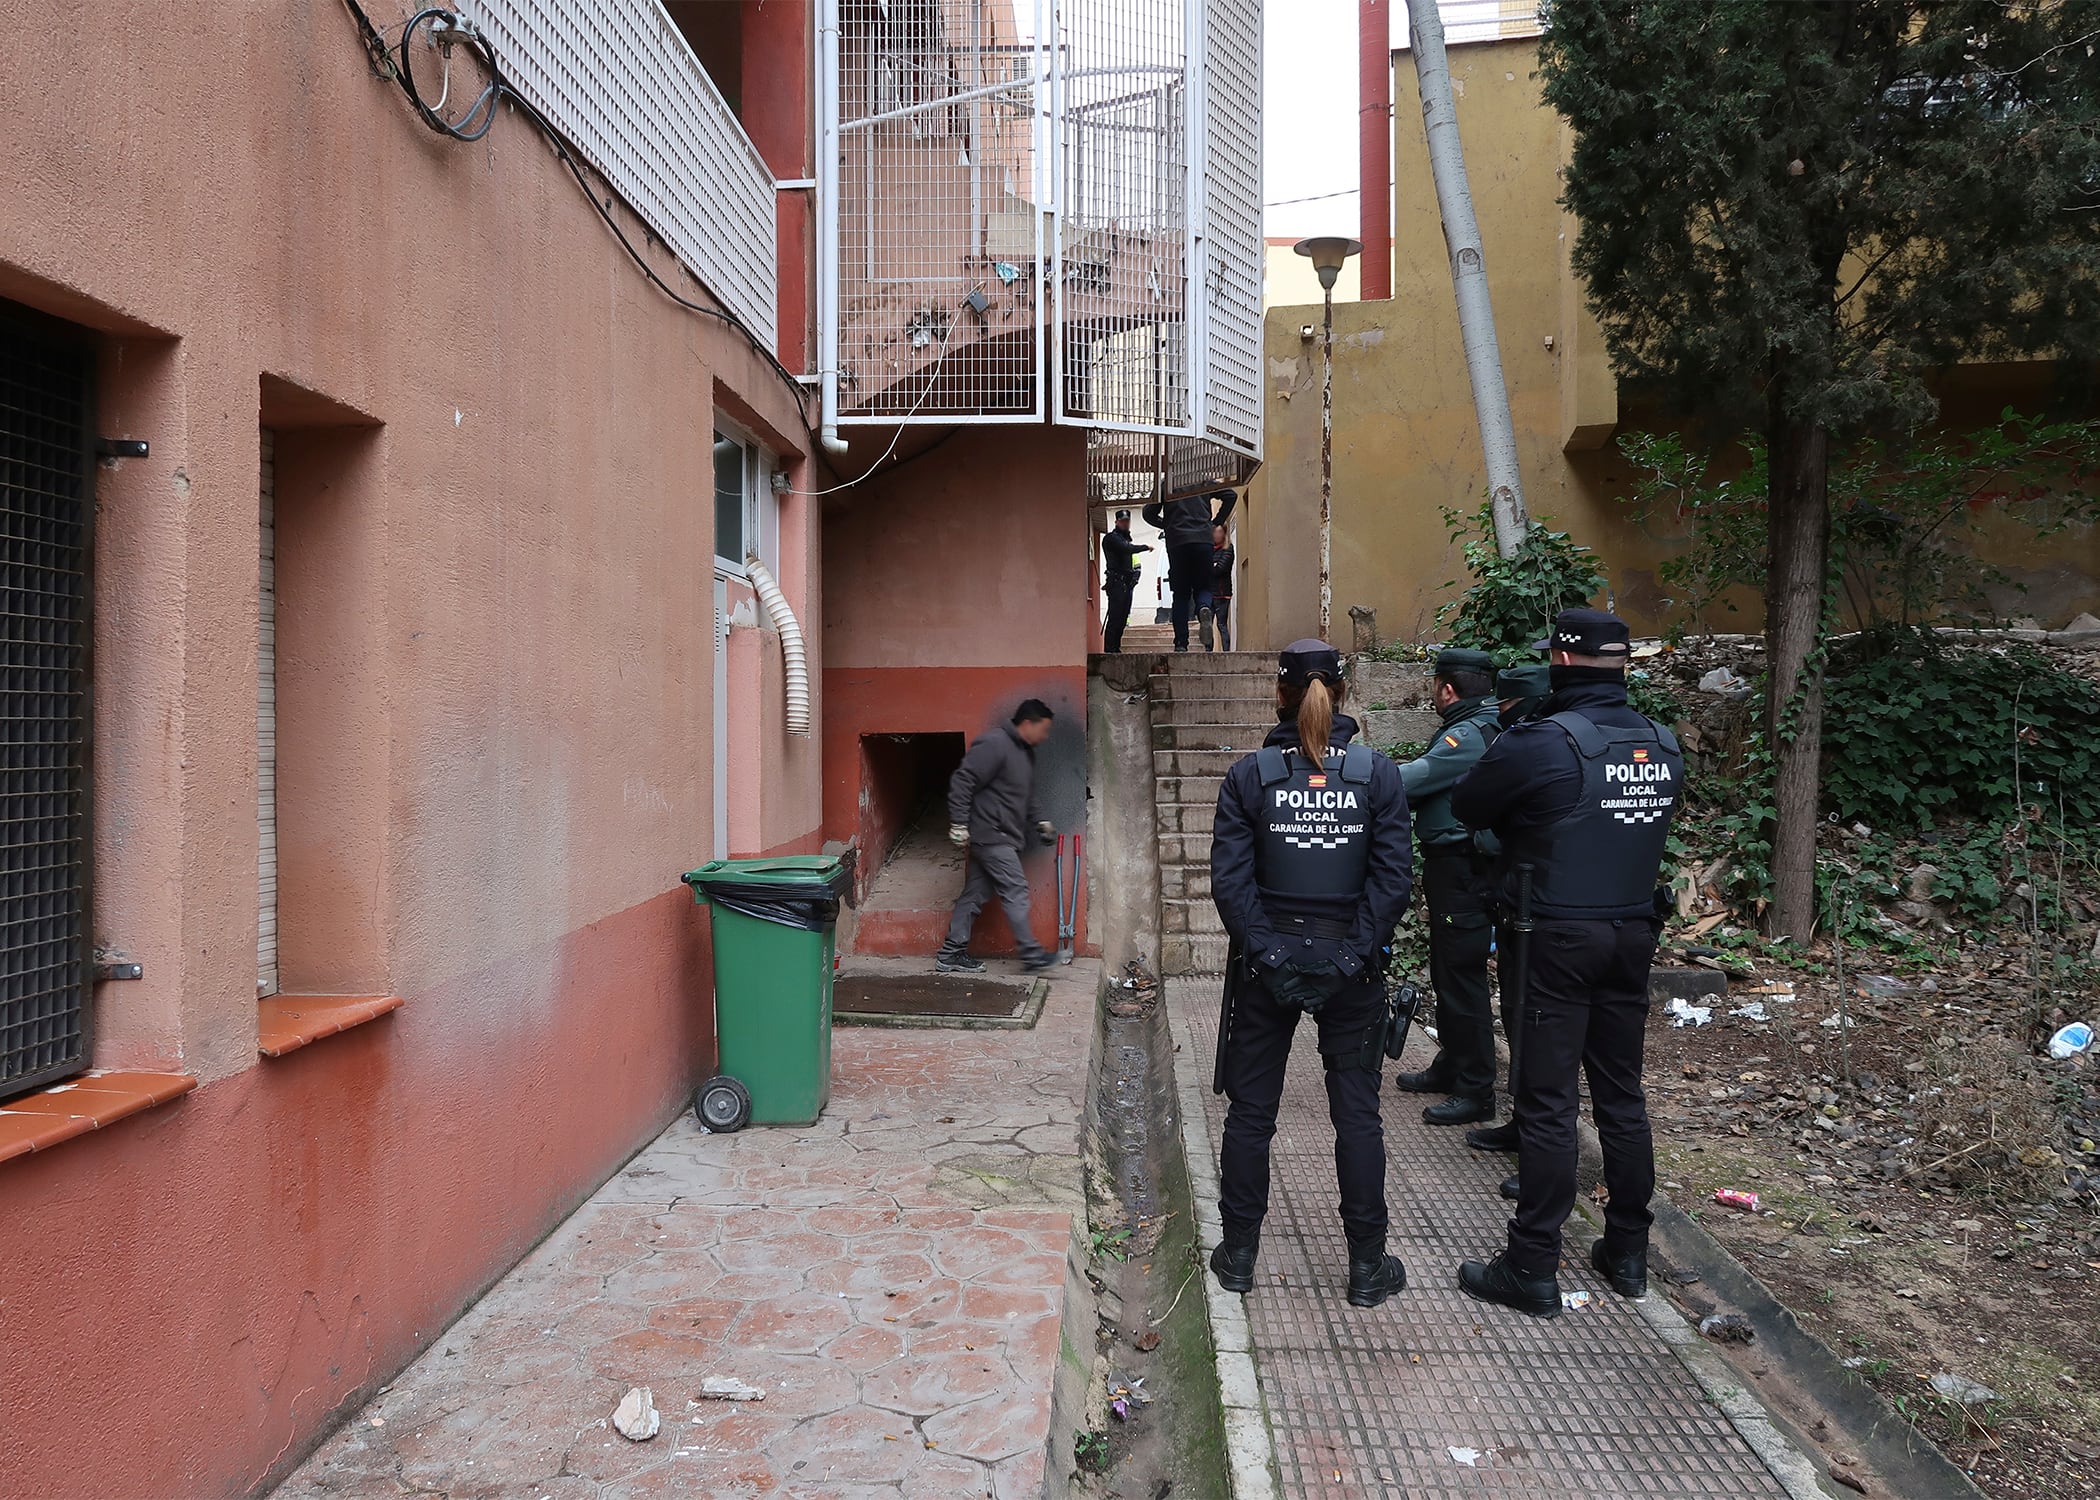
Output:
[{"xmin": 1077, "ymin": 653, "xmax": 1984, "ymax": 1500}]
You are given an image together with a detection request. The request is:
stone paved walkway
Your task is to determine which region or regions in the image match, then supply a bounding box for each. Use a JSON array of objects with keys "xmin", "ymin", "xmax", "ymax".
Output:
[
  {"xmin": 279, "ymin": 959, "xmax": 1098, "ymax": 1500},
  {"xmin": 1168, "ymin": 977, "xmax": 1811, "ymax": 1500}
]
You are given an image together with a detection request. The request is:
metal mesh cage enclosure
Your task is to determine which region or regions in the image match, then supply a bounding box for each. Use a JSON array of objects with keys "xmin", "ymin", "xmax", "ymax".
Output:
[
  {"xmin": 825, "ymin": 0, "xmax": 1265, "ymax": 495},
  {"xmin": 0, "ymin": 305, "xmax": 93, "ymax": 1103}
]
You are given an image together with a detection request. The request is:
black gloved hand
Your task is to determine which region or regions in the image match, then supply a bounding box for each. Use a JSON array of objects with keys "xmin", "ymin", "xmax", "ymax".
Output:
[{"xmin": 1270, "ymin": 959, "xmax": 1342, "ymax": 1011}]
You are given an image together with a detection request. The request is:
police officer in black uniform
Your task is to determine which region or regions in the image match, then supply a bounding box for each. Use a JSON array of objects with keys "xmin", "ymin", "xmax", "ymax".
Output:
[
  {"xmin": 1101, "ymin": 509, "xmax": 1151, "ymax": 653},
  {"xmin": 1449, "ymin": 609, "xmax": 1684, "ymax": 1316},
  {"xmin": 1209, "ymin": 640, "xmax": 1415, "ymax": 1307},
  {"xmin": 1390, "ymin": 647, "xmax": 1505, "ymax": 1126}
]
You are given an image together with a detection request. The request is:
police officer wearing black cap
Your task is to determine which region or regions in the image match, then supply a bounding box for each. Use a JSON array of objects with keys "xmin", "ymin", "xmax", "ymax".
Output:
[
  {"xmin": 1101, "ymin": 509, "xmax": 1152, "ymax": 653},
  {"xmin": 1208, "ymin": 639, "xmax": 1415, "ymax": 1307},
  {"xmin": 1390, "ymin": 648, "xmax": 1505, "ymax": 1127},
  {"xmin": 1450, "ymin": 608, "xmax": 1684, "ymax": 1317}
]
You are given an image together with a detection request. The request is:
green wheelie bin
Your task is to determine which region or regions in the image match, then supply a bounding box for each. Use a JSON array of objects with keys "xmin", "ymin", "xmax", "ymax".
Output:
[{"xmin": 680, "ymin": 855, "xmax": 850, "ymax": 1131}]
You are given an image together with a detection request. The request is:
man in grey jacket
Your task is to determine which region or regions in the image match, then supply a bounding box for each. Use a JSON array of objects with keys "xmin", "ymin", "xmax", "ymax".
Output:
[{"xmin": 937, "ymin": 700, "xmax": 1059, "ymax": 973}]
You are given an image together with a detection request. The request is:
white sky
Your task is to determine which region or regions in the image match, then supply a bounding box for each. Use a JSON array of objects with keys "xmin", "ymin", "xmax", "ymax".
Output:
[{"xmin": 1264, "ymin": 0, "xmax": 1362, "ymax": 242}]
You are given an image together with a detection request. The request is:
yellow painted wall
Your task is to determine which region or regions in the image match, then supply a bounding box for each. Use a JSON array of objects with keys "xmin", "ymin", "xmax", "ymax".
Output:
[
  {"xmin": 1239, "ymin": 37, "xmax": 2100, "ymax": 651},
  {"xmin": 1264, "ymin": 240, "xmax": 1361, "ymax": 310}
]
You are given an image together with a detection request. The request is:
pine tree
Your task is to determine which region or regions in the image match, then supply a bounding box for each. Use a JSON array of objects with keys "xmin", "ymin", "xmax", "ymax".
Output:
[{"xmin": 1539, "ymin": 0, "xmax": 2100, "ymax": 939}]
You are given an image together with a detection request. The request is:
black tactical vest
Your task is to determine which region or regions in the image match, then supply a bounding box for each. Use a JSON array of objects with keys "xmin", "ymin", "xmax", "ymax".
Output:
[
  {"xmin": 1252, "ymin": 744, "xmax": 1374, "ymax": 903},
  {"xmin": 1509, "ymin": 711, "xmax": 1684, "ymax": 920}
]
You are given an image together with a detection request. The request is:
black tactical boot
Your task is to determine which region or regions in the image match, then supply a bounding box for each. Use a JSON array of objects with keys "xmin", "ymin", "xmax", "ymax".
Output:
[
  {"xmin": 1391, "ymin": 1066, "xmax": 1451, "ymax": 1095},
  {"xmin": 1498, "ymin": 1173, "xmax": 1520, "ymax": 1200},
  {"xmin": 1458, "ymin": 1253, "xmax": 1562, "ymax": 1319},
  {"xmin": 1423, "ymin": 1095, "xmax": 1496, "ymax": 1126},
  {"xmin": 1210, "ymin": 1232, "xmax": 1259, "ymax": 1295},
  {"xmin": 935, "ymin": 945, "xmax": 986, "ymax": 974},
  {"xmin": 1466, "ymin": 1120, "xmax": 1519, "ymax": 1153},
  {"xmin": 1590, "ymin": 1239, "xmax": 1648, "ymax": 1299},
  {"xmin": 1345, "ymin": 1239, "xmax": 1408, "ymax": 1307}
]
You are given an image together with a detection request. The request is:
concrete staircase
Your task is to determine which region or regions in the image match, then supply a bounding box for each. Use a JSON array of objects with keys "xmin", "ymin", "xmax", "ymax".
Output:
[{"xmin": 1146, "ymin": 651, "xmax": 1443, "ymax": 976}]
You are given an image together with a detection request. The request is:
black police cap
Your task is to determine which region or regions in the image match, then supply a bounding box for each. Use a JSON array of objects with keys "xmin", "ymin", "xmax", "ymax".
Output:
[
  {"xmin": 1533, "ymin": 607, "xmax": 1632, "ymax": 657},
  {"xmin": 1278, "ymin": 638, "xmax": 1343, "ymax": 688}
]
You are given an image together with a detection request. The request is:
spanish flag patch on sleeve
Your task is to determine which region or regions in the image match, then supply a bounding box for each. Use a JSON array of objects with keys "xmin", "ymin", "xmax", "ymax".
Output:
[{"xmin": 1443, "ymin": 734, "xmax": 1461, "ymax": 748}]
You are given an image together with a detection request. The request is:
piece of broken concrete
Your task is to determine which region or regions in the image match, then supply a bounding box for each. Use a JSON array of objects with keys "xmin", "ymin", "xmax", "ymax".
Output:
[
  {"xmin": 698, "ymin": 1376, "xmax": 768, "ymax": 1402},
  {"xmin": 612, "ymin": 1386, "xmax": 660, "ymax": 1441}
]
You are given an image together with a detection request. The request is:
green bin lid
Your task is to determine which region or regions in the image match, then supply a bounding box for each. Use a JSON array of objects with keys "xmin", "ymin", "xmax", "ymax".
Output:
[{"xmin": 682, "ymin": 855, "xmax": 848, "ymax": 891}]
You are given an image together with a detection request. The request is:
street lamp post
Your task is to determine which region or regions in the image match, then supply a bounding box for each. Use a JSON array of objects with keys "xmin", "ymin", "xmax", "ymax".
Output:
[{"xmin": 1293, "ymin": 236, "xmax": 1362, "ymax": 642}]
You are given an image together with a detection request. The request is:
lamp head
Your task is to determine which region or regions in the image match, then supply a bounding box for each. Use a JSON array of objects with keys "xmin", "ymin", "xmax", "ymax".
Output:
[{"xmin": 1292, "ymin": 235, "xmax": 1362, "ymax": 292}]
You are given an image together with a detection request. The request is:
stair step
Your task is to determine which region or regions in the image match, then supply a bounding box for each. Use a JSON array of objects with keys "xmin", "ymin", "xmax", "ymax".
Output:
[
  {"xmin": 1151, "ymin": 724, "xmax": 1266, "ymax": 752},
  {"xmin": 1154, "ymin": 748, "xmax": 1253, "ymax": 777},
  {"xmin": 1161, "ymin": 896, "xmax": 1226, "ymax": 936},
  {"xmin": 1160, "ymin": 864, "xmax": 1212, "ymax": 900},
  {"xmin": 1162, "ymin": 933, "xmax": 1232, "ymax": 976},
  {"xmin": 1153, "ymin": 799, "xmax": 1220, "ymax": 835},
  {"xmin": 1145, "ymin": 694, "xmax": 1280, "ymax": 723},
  {"xmin": 1154, "ymin": 832, "xmax": 1213, "ymax": 865}
]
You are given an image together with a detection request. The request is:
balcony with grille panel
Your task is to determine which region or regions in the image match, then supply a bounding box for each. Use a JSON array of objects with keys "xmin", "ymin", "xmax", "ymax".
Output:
[{"xmin": 825, "ymin": 0, "xmax": 1264, "ymax": 496}]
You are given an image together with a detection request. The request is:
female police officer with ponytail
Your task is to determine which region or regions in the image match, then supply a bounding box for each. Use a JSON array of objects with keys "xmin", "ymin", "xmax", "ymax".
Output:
[{"xmin": 1208, "ymin": 640, "xmax": 1415, "ymax": 1307}]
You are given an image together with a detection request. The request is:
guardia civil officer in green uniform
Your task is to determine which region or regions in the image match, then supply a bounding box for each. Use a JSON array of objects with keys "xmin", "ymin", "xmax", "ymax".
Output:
[
  {"xmin": 1209, "ymin": 640, "xmax": 1415, "ymax": 1307},
  {"xmin": 1390, "ymin": 648, "xmax": 1506, "ymax": 1126},
  {"xmin": 1450, "ymin": 609, "xmax": 1685, "ymax": 1317}
]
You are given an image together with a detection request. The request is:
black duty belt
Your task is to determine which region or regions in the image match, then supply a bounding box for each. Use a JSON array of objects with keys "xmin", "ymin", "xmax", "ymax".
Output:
[{"xmin": 1275, "ymin": 913, "xmax": 1352, "ymax": 941}]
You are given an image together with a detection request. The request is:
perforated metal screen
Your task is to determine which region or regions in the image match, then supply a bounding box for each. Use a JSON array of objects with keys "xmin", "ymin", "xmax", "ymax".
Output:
[
  {"xmin": 0, "ymin": 305, "xmax": 93, "ymax": 1103},
  {"xmin": 459, "ymin": 0, "xmax": 780, "ymax": 349},
  {"xmin": 1195, "ymin": 0, "xmax": 1262, "ymax": 458}
]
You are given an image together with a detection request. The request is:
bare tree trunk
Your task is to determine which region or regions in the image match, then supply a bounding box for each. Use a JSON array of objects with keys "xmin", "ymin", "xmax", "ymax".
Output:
[{"xmin": 1765, "ymin": 411, "xmax": 1831, "ymax": 942}]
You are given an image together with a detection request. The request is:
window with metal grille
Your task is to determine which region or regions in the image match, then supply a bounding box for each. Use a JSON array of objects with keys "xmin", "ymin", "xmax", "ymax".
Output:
[{"xmin": 0, "ymin": 301, "xmax": 94, "ymax": 1103}]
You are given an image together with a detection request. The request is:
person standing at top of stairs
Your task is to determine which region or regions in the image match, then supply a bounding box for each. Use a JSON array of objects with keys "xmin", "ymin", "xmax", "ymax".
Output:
[{"xmin": 1143, "ymin": 487, "xmax": 1237, "ymax": 653}]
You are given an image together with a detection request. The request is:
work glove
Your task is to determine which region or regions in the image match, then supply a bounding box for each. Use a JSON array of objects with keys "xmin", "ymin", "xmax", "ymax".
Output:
[
  {"xmin": 949, "ymin": 824, "xmax": 970, "ymax": 847},
  {"xmin": 1037, "ymin": 820, "xmax": 1057, "ymax": 847}
]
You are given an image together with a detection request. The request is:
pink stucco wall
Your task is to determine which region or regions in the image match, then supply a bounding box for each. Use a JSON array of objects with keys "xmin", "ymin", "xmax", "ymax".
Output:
[
  {"xmin": 0, "ymin": 3, "xmax": 819, "ymax": 1492},
  {"xmin": 820, "ymin": 426, "xmax": 1094, "ymax": 954}
]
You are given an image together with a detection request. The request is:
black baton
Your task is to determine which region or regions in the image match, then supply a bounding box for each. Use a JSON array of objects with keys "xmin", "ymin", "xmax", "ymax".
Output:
[
  {"xmin": 1213, "ymin": 938, "xmax": 1243, "ymax": 1095},
  {"xmin": 1507, "ymin": 863, "xmax": 1536, "ymax": 1098}
]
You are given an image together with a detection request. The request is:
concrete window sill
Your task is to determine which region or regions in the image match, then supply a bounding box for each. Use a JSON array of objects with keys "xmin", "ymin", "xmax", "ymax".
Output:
[
  {"xmin": 0, "ymin": 1070, "xmax": 198, "ymax": 1166},
  {"xmin": 257, "ymin": 995, "xmax": 404, "ymax": 1058}
]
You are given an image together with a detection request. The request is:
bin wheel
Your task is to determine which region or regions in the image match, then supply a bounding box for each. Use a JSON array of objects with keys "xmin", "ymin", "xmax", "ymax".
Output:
[{"xmin": 695, "ymin": 1074, "xmax": 752, "ymax": 1133}]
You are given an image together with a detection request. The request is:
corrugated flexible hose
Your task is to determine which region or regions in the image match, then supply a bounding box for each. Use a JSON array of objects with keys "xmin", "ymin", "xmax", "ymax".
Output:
[{"xmin": 743, "ymin": 555, "xmax": 811, "ymax": 737}]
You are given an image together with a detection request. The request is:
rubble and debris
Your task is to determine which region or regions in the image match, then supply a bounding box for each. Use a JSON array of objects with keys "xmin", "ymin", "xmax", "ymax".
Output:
[
  {"xmin": 612, "ymin": 1387, "xmax": 660, "ymax": 1441},
  {"xmin": 1929, "ymin": 1372, "xmax": 2000, "ymax": 1405},
  {"xmin": 1447, "ymin": 1447, "xmax": 1484, "ymax": 1467},
  {"xmin": 2048, "ymin": 1022, "xmax": 2094, "ymax": 1059},
  {"xmin": 1667, "ymin": 998, "xmax": 1714, "ymax": 1028},
  {"xmin": 1699, "ymin": 1313, "xmax": 1757, "ymax": 1344},
  {"xmin": 1560, "ymin": 1289, "xmax": 1594, "ymax": 1310},
  {"xmin": 697, "ymin": 1377, "xmax": 767, "ymax": 1403},
  {"xmin": 1713, "ymin": 1189, "xmax": 1760, "ymax": 1212}
]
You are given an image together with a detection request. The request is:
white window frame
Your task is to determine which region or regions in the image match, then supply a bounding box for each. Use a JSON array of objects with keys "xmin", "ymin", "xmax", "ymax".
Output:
[{"xmin": 712, "ymin": 421, "xmax": 778, "ymax": 581}]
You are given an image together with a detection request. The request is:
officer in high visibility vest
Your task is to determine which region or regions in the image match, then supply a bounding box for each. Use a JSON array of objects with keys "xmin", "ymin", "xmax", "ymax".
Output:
[
  {"xmin": 1390, "ymin": 647, "xmax": 1506, "ymax": 1127},
  {"xmin": 1208, "ymin": 640, "xmax": 1415, "ymax": 1307},
  {"xmin": 1450, "ymin": 609, "xmax": 1685, "ymax": 1317}
]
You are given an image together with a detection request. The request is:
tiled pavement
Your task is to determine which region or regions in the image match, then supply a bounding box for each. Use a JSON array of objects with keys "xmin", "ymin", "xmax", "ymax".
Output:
[
  {"xmin": 278, "ymin": 959, "xmax": 1099, "ymax": 1500},
  {"xmin": 1168, "ymin": 977, "xmax": 1805, "ymax": 1500}
]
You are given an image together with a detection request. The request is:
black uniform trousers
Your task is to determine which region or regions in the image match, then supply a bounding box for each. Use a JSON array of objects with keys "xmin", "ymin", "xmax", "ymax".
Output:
[
  {"xmin": 1507, "ymin": 917, "xmax": 1660, "ymax": 1275},
  {"xmin": 1218, "ymin": 969, "xmax": 1389, "ymax": 1247},
  {"xmin": 1422, "ymin": 849, "xmax": 1498, "ymax": 1100},
  {"xmin": 1165, "ymin": 542, "xmax": 1212, "ymax": 648},
  {"xmin": 1104, "ymin": 576, "xmax": 1137, "ymax": 652}
]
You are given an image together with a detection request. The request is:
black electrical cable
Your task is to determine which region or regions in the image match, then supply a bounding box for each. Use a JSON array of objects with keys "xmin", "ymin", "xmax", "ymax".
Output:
[
  {"xmin": 398, "ymin": 8, "xmax": 502, "ymax": 142},
  {"xmin": 339, "ymin": 0, "xmax": 816, "ymax": 428}
]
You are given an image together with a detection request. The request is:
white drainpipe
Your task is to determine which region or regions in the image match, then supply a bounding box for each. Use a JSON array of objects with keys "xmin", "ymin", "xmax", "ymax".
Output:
[
  {"xmin": 816, "ymin": 0, "xmax": 849, "ymax": 456},
  {"xmin": 744, "ymin": 556, "xmax": 812, "ymax": 737}
]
